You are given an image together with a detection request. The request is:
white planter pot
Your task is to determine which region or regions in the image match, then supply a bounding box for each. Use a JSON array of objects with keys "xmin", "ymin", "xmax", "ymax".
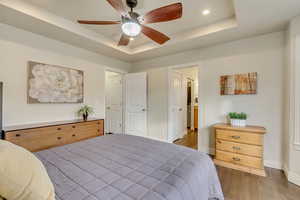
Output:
[
  {"xmin": 239, "ymin": 120, "xmax": 246, "ymax": 127},
  {"xmin": 230, "ymin": 119, "xmax": 246, "ymax": 127},
  {"xmin": 231, "ymin": 119, "xmax": 237, "ymax": 126}
]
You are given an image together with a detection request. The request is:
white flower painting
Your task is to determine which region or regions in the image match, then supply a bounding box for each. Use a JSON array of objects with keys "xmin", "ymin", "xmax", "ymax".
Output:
[{"xmin": 28, "ymin": 61, "xmax": 84, "ymax": 103}]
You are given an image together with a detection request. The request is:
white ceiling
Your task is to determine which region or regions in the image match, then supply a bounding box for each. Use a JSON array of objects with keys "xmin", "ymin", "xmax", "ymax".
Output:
[
  {"xmin": 23, "ymin": 0, "xmax": 235, "ymax": 48},
  {"xmin": 1, "ymin": 0, "xmax": 300, "ymax": 64}
]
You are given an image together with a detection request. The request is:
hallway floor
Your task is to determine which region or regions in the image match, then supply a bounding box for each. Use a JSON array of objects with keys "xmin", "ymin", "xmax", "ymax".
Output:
[
  {"xmin": 173, "ymin": 130, "xmax": 300, "ymax": 200},
  {"xmin": 173, "ymin": 129, "xmax": 198, "ymax": 150}
]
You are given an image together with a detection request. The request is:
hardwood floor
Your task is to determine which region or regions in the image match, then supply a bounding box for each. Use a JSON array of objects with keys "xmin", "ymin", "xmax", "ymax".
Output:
[
  {"xmin": 174, "ymin": 130, "xmax": 300, "ymax": 200},
  {"xmin": 217, "ymin": 166, "xmax": 300, "ymax": 200},
  {"xmin": 174, "ymin": 129, "xmax": 198, "ymax": 149}
]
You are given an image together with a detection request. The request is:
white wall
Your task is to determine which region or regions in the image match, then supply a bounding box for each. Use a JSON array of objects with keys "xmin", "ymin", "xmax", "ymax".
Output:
[
  {"xmin": 197, "ymin": 33, "xmax": 285, "ymax": 170},
  {"xmin": 133, "ymin": 32, "xmax": 286, "ymax": 169},
  {"xmin": 0, "ymin": 23, "xmax": 131, "ymax": 126}
]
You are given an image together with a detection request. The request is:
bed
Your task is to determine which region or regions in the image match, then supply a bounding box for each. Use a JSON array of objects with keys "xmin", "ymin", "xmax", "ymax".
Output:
[{"xmin": 35, "ymin": 134, "xmax": 224, "ymax": 200}]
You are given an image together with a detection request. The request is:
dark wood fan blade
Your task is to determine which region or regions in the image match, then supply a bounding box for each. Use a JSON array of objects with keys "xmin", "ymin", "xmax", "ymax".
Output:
[
  {"xmin": 143, "ymin": 3, "xmax": 182, "ymax": 24},
  {"xmin": 78, "ymin": 20, "xmax": 120, "ymax": 25},
  {"xmin": 106, "ymin": 0, "xmax": 127, "ymax": 16},
  {"xmin": 118, "ymin": 34, "xmax": 130, "ymax": 46},
  {"xmin": 141, "ymin": 25, "xmax": 170, "ymax": 45}
]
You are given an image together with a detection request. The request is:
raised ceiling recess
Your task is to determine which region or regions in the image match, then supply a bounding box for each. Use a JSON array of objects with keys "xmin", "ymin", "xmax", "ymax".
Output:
[
  {"xmin": 78, "ymin": 0, "xmax": 183, "ymax": 46},
  {"xmin": 1, "ymin": 0, "xmax": 300, "ymax": 62}
]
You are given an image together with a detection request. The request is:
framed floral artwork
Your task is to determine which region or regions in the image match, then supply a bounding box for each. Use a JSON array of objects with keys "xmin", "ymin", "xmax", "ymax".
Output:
[
  {"xmin": 220, "ymin": 72, "xmax": 257, "ymax": 95},
  {"xmin": 27, "ymin": 61, "xmax": 84, "ymax": 103}
]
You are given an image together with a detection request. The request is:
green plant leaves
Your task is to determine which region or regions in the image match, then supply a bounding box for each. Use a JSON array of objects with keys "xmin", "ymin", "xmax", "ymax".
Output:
[
  {"xmin": 77, "ymin": 105, "xmax": 94, "ymax": 116},
  {"xmin": 228, "ymin": 112, "xmax": 247, "ymax": 120}
]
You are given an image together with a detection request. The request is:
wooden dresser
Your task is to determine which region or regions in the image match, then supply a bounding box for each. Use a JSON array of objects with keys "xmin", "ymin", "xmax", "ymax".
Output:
[
  {"xmin": 213, "ymin": 123, "xmax": 267, "ymax": 176},
  {"xmin": 2, "ymin": 119, "xmax": 104, "ymax": 152}
]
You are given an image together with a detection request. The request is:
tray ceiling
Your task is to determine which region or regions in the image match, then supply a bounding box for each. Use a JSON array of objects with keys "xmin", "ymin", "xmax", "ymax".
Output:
[{"xmin": 1, "ymin": 0, "xmax": 300, "ymax": 63}]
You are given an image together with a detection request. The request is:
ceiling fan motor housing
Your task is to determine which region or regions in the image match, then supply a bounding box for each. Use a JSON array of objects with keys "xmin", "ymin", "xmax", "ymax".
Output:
[{"xmin": 126, "ymin": 0, "xmax": 138, "ymax": 9}]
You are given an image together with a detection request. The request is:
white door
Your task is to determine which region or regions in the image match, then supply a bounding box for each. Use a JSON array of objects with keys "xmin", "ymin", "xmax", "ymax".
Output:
[
  {"xmin": 168, "ymin": 71, "xmax": 185, "ymax": 142},
  {"xmin": 125, "ymin": 72, "xmax": 147, "ymax": 137},
  {"xmin": 105, "ymin": 73, "xmax": 123, "ymax": 134}
]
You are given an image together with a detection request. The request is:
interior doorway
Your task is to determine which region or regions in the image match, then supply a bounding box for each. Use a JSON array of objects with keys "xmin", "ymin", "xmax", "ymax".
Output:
[
  {"xmin": 105, "ymin": 71, "xmax": 123, "ymax": 134},
  {"xmin": 172, "ymin": 66, "xmax": 199, "ymax": 149}
]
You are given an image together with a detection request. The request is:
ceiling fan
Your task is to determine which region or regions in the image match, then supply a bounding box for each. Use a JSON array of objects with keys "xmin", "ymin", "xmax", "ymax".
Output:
[{"xmin": 78, "ymin": 0, "xmax": 183, "ymax": 46}]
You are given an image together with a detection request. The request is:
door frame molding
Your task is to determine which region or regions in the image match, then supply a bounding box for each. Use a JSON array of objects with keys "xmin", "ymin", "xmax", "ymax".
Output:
[{"xmin": 168, "ymin": 62, "xmax": 202, "ymax": 148}]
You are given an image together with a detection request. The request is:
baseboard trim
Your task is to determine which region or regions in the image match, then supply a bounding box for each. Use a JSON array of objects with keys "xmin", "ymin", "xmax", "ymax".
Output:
[
  {"xmin": 199, "ymin": 147, "xmax": 215, "ymax": 155},
  {"xmin": 285, "ymin": 170, "xmax": 300, "ymax": 186},
  {"xmin": 144, "ymin": 136, "xmax": 171, "ymax": 143},
  {"xmin": 264, "ymin": 160, "xmax": 282, "ymax": 170}
]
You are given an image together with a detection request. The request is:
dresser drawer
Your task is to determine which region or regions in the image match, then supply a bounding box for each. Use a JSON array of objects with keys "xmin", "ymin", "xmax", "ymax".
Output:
[
  {"xmin": 6, "ymin": 131, "xmax": 66, "ymax": 151},
  {"xmin": 216, "ymin": 139, "xmax": 263, "ymax": 157},
  {"xmin": 5, "ymin": 125, "xmax": 71, "ymax": 141},
  {"xmin": 216, "ymin": 129, "xmax": 263, "ymax": 146},
  {"xmin": 216, "ymin": 150, "xmax": 263, "ymax": 169},
  {"xmin": 76, "ymin": 120, "xmax": 103, "ymax": 127}
]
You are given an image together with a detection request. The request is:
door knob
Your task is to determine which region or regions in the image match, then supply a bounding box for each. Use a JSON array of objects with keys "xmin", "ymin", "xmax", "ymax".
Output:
[{"xmin": 142, "ymin": 108, "xmax": 146, "ymax": 112}]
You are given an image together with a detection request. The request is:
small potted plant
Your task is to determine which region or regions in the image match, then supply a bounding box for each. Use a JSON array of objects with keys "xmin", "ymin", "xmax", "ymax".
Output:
[
  {"xmin": 229, "ymin": 112, "xmax": 238, "ymax": 126},
  {"xmin": 228, "ymin": 112, "xmax": 247, "ymax": 127},
  {"xmin": 239, "ymin": 112, "xmax": 247, "ymax": 127},
  {"xmin": 229, "ymin": 112, "xmax": 237, "ymax": 126},
  {"xmin": 77, "ymin": 105, "xmax": 94, "ymax": 121}
]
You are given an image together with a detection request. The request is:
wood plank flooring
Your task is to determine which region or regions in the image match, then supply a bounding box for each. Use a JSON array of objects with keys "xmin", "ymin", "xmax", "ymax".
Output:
[
  {"xmin": 217, "ymin": 166, "xmax": 300, "ymax": 200},
  {"xmin": 174, "ymin": 130, "xmax": 300, "ymax": 200},
  {"xmin": 174, "ymin": 130, "xmax": 198, "ymax": 149}
]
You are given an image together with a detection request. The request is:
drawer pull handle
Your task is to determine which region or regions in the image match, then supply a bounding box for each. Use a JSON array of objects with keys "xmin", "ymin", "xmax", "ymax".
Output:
[
  {"xmin": 232, "ymin": 146, "xmax": 241, "ymax": 150},
  {"xmin": 72, "ymin": 126, "xmax": 76, "ymax": 128},
  {"xmin": 16, "ymin": 134, "xmax": 21, "ymax": 137},
  {"xmin": 72, "ymin": 134, "xmax": 76, "ymax": 137},
  {"xmin": 57, "ymin": 128, "xmax": 62, "ymax": 131},
  {"xmin": 57, "ymin": 137, "xmax": 62, "ymax": 140},
  {"xmin": 231, "ymin": 135, "xmax": 240, "ymax": 139},
  {"xmin": 232, "ymin": 157, "xmax": 241, "ymax": 161}
]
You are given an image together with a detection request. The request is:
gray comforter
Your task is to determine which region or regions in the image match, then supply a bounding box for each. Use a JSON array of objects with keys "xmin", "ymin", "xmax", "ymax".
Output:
[{"xmin": 35, "ymin": 135, "xmax": 224, "ymax": 200}]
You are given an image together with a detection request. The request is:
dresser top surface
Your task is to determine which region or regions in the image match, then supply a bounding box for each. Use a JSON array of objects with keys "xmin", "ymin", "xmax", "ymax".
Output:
[
  {"xmin": 214, "ymin": 123, "xmax": 266, "ymax": 134},
  {"xmin": 3, "ymin": 118, "xmax": 103, "ymax": 132}
]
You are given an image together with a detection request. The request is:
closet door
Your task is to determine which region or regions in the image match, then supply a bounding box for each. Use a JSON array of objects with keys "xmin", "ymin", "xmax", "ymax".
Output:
[
  {"xmin": 124, "ymin": 72, "xmax": 147, "ymax": 137},
  {"xmin": 106, "ymin": 74, "xmax": 123, "ymax": 134},
  {"xmin": 168, "ymin": 71, "xmax": 184, "ymax": 142}
]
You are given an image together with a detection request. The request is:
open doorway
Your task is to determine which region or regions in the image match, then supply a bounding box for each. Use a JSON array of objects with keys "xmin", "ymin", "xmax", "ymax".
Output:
[
  {"xmin": 105, "ymin": 71, "xmax": 124, "ymax": 135},
  {"xmin": 173, "ymin": 66, "xmax": 199, "ymax": 149}
]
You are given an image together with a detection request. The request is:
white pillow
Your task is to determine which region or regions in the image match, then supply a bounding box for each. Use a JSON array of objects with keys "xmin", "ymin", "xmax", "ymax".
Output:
[{"xmin": 0, "ymin": 140, "xmax": 55, "ymax": 200}]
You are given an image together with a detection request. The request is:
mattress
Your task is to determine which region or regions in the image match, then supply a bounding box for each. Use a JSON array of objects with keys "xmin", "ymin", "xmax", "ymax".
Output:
[{"xmin": 35, "ymin": 135, "xmax": 224, "ymax": 200}]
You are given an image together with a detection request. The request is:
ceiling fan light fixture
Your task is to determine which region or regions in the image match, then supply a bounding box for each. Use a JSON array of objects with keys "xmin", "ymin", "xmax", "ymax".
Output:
[
  {"xmin": 202, "ymin": 9, "xmax": 211, "ymax": 16},
  {"xmin": 122, "ymin": 21, "xmax": 141, "ymax": 37},
  {"xmin": 78, "ymin": 1, "xmax": 183, "ymax": 46}
]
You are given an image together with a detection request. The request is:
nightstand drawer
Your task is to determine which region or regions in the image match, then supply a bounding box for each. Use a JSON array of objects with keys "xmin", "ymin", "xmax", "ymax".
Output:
[
  {"xmin": 216, "ymin": 129, "xmax": 263, "ymax": 146},
  {"xmin": 216, "ymin": 150, "xmax": 263, "ymax": 169},
  {"xmin": 216, "ymin": 139, "xmax": 263, "ymax": 157}
]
